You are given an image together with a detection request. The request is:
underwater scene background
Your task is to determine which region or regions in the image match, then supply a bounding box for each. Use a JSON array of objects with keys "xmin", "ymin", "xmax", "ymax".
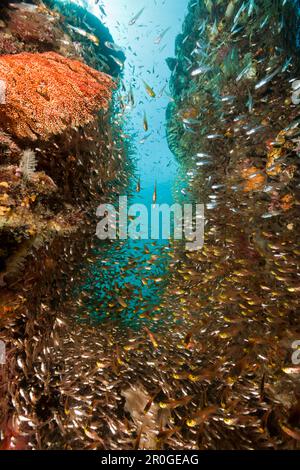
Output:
[{"xmin": 0, "ymin": 0, "xmax": 300, "ymax": 450}]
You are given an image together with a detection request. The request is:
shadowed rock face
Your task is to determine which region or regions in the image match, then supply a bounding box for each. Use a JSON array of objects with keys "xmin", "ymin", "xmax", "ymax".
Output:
[{"xmin": 0, "ymin": 51, "xmax": 114, "ymax": 140}]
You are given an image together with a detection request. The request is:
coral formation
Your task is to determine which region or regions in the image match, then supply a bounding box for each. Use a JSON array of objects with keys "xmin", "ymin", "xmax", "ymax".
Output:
[
  {"xmin": 7, "ymin": 4, "xmax": 60, "ymax": 46},
  {"xmin": 44, "ymin": 0, "xmax": 126, "ymax": 76}
]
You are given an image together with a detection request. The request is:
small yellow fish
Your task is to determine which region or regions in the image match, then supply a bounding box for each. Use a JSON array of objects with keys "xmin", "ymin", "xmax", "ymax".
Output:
[
  {"xmin": 281, "ymin": 423, "xmax": 300, "ymax": 441},
  {"xmin": 69, "ymin": 25, "xmax": 99, "ymax": 46},
  {"xmin": 87, "ymin": 33, "xmax": 100, "ymax": 46},
  {"xmin": 116, "ymin": 296, "xmax": 128, "ymax": 308}
]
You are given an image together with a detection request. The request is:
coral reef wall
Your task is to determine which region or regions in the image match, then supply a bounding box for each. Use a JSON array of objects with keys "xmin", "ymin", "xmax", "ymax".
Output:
[{"xmin": 43, "ymin": 0, "xmax": 126, "ymax": 76}]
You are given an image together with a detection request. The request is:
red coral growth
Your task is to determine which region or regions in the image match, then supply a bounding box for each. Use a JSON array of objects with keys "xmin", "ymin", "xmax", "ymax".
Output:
[
  {"xmin": 7, "ymin": 7, "xmax": 58, "ymax": 46},
  {"xmin": 0, "ymin": 52, "xmax": 115, "ymax": 140}
]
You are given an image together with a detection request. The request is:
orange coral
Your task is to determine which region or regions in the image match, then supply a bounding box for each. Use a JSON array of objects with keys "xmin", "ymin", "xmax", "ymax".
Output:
[
  {"xmin": 241, "ymin": 166, "xmax": 266, "ymax": 192},
  {"xmin": 0, "ymin": 52, "xmax": 115, "ymax": 140}
]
